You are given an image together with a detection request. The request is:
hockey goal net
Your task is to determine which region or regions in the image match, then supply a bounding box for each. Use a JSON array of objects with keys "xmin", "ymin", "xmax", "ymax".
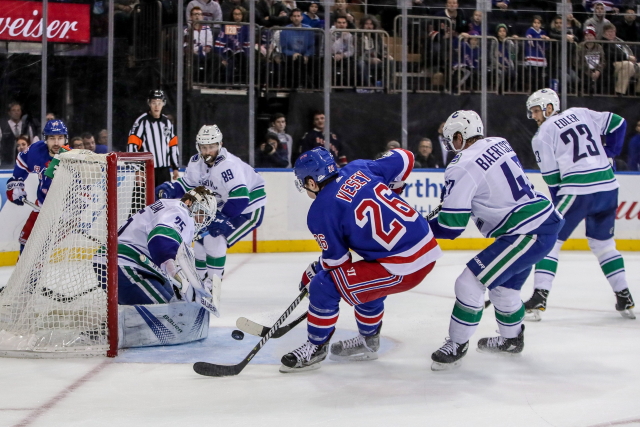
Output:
[{"xmin": 0, "ymin": 151, "xmax": 154, "ymax": 358}]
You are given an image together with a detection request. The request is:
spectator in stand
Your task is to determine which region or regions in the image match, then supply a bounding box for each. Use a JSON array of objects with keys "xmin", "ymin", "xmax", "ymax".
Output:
[
  {"xmin": 453, "ymin": 31, "xmax": 480, "ymax": 91},
  {"xmin": 494, "ymin": 23, "xmax": 516, "ymax": 90},
  {"xmin": 358, "ymin": 15, "xmax": 393, "ymax": 88},
  {"xmin": 331, "ymin": 0, "xmax": 356, "ymax": 30},
  {"xmin": 585, "ymin": 2, "xmax": 612, "ymax": 39},
  {"xmin": 45, "ymin": 112, "xmax": 55, "ymax": 122},
  {"xmin": 267, "ymin": 113, "xmax": 293, "ymax": 167},
  {"xmin": 215, "ymin": 7, "xmax": 250, "ymax": 84},
  {"xmin": 81, "ymin": 133, "xmax": 96, "ymax": 151},
  {"xmin": 299, "ymin": 111, "xmax": 347, "ymax": 166},
  {"xmin": 524, "ymin": 15, "xmax": 550, "ymax": 91},
  {"xmin": 615, "ymin": 7, "xmax": 640, "ymax": 44},
  {"xmin": 549, "ymin": 15, "xmax": 579, "ymax": 43},
  {"xmin": 70, "ymin": 136, "xmax": 84, "ymax": 150},
  {"xmin": 575, "ymin": 25, "xmax": 605, "ymax": 93},
  {"xmin": 466, "ymin": 10, "xmax": 482, "ymax": 35},
  {"xmin": 493, "ymin": 0, "xmax": 509, "ymax": 10},
  {"xmin": 185, "ymin": 7, "xmax": 218, "ymax": 83},
  {"xmin": 331, "ymin": 16, "xmax": 355, "ymax": 86},
  {"xmin": 279, "ymin": 9, "xmax": 316, "ymax": 88},
  {"xmin": 626, "ymin": 119, "xmax": 640, "ymax": 171},
  {"xmin": 96, "ymin": 129, "xmax": 109, "ymax": 153},
  {"xmin": 302, "ymin": 2, "xmax": 323, "ymax": 28},
  {"xmin": 15, "ymin": 134, "xmax": 31, "ymax": 154},
  {"xmin": 186, "ymin": 0, "xmax": 222, "ymax": 25},
  {"xmin": 584, "ymin": 0, "xmax": 619, "ymax": 14},
  {"xmin": 436, "ymin": 0, "xmax": 469, "ymax": 37},
  {"xmin": 414, "ymin": 138, "xmax": 440, "ymax": 168},
  {"xmin": 375, "ymin": 140, "xmax": 401, "ymax": 158},
  {"xmin": 256, "ymin": 0, "xmax": 290, "ymax": 27},
  {"xmin": 602, "ymin": 23, "xmax": 640, "ymax": 95},
  {"xmin": 257, "ymin": 132, "xmax": 289, "ymax": 167},
  {"xmin": 1, "ymin": 102, "xmax": 39, "ymax": 165},
  {"xmin": 220, "ymin": 0, "xmax": 249, "ymax": 21}
]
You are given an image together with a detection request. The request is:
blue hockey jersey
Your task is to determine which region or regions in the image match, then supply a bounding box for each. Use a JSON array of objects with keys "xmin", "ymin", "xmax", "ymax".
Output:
[
  {"xmin": 11, "ymin": 141, "xmax": 55, "ymax": 205},
  {"xmin": 308, "ymin": 149, "xmax": 442, "ymax": 276}
]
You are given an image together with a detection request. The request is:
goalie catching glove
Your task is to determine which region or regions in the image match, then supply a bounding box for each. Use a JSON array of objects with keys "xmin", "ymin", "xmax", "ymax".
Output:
[{"xmin": 6, "ymin": 178, "xmax": 26, "ymax": 206}]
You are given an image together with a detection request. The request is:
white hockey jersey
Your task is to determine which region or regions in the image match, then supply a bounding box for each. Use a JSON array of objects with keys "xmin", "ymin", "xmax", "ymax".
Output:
[
  {"xmin": 116, "ymin": 199, "xmax": 195, "ymax": 272},
  {"xmin": 176, "ymin": 147, "xmax": 266, "ymax": 217},
  {"xmin": 437, "ymin": 137, "xmax": 555, "ymax": 238},
  {"xmin": 532, "ymin": 107, "xmax": 621, "ymax": 197}
]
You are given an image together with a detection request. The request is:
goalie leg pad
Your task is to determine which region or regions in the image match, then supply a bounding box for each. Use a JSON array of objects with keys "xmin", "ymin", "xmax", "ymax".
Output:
[{"xmin": 118, "ymin": 266, "xmax": 174, "ymax": 305}]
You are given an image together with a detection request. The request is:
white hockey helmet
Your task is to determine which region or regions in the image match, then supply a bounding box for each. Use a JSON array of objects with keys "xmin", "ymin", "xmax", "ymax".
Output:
[
  {"xmin": 442, "ymin": 110, "xmax": 484, "ymax": 153},
  {"xmin": 196, "ymin": 125, "xmax": 223, "ymax": 149},
  {"xmin": 182, "ymin": 186, "xmax": 217, "ymax": 235},
  {"xmin": 526, "ymin": 88, "xmax": 560, "ymax": 119}
]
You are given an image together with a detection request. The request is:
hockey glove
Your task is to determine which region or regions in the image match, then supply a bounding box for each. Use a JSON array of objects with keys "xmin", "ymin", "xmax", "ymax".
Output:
[
  {"xmin": 155, "ymin": 182, "xmax": 175, "ymax": 200},
  {"xmin": 299, "ymin": 260, "xmax": 321, "ymax": 291},
  {"xmin": 207, "ymin": 212, "xmax": 236, "ymax": 238},
  {"xmin": 6, "ymin": 179, "xmax": 26, "ymax": 206}
]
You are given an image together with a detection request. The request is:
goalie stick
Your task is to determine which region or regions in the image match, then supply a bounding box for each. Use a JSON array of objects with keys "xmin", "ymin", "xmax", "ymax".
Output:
[
  {"xmin": 193, "ymin": 287, "xmax": 308, "ymax": 377},
  {"xmin": 236, "ymin": 311, "xmax": 308, "ymax": 339}
]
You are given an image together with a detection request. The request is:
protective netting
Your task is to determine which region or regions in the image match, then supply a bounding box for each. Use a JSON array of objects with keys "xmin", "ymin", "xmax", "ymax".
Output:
[{"xmin": 0, "ymin": 151, "xmax": 147, "ymax": 357}]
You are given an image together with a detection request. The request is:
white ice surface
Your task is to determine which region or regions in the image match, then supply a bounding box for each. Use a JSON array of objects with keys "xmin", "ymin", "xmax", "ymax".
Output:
[{"xmin": 1, "ymin": 251, "xmax": 639, "ymax": 427}]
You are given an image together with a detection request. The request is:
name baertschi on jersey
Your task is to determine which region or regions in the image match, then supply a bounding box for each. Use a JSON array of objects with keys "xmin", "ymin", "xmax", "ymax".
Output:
[
  {"xmin": 474, "ymin": 140, "xmax": 514, "ymax": 171},
  {"xmin": 552, "ymin": 113, "xmax": 580, "ymax": 130},
  {"xmin": 336, "ymin": 170, "xmax": 372, "ymax": 202}
]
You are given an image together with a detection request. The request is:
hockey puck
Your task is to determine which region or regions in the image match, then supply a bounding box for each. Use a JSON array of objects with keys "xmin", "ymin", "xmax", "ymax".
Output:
[{"xmin": 231, "ymin": 330, "xmax": 244, "ymax": 340}]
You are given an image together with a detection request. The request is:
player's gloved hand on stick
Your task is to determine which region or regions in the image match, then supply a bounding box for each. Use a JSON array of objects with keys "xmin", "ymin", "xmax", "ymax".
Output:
[
  {"xmin": 299, "ymin": 260, "xmax": 321, "ymax": 291},
  {"xmin": 155, "ymin": 182, "xmax": 175, "ymax": 200},
  {"xmin": 207, "ymin": 212, "xmax": 234, "ymax": 237},
  {"xmin": 6, "ymin": 178, "xmax": 26, "ymax": 206}
]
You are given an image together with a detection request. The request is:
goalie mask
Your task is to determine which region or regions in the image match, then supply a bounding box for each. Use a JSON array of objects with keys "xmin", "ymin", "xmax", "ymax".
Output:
[
  {"xmin": 442, "ymin": 110, "xmax": 484, "ymax": 153},
  {"xmin": 526, "ymin": 88, "xmax": 560, "ymax": 120},
  {"xmin": 182, "ymin": 186, "xmax": 217, "ymax": 235},
  {"xmin": 196, "ymin": 125, "xmax": 223, "ymax": 166}
]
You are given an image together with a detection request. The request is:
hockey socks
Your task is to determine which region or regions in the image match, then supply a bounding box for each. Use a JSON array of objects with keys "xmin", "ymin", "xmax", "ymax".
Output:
[
  {"xmin": 494, "ymin": 303, "xmax": 525, "ymax": 338},
  {"xmin": 588, "ymin": 238, "xmax": 628, "ymax": 293},
  {"xmin": 533, "ymin": 240, "xmax": 562, "ymax": 292},
  {"xmin": 449, "ymin": 298, "xmax": 484, "ymax": 345},
  {"xmin": 354, "ymin": 301, "xmax": 384, "ymax": 336}
]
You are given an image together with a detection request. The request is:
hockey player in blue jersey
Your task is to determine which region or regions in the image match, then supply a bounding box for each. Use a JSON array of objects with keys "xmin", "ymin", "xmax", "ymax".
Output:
[
  {"xmin": 428, "ymin": 110, "xmax": 564, "ymax": 370},
  {"xmin": 6, "ymin": 119, "xmax": 69, "ymax": 252},
  {"xmin": 279, "ymin": 147, "xmax": 442, "ymax": 373},
  {"xmin": 523, "ymin": 88, "xmax": 635, "ymax": 320}
]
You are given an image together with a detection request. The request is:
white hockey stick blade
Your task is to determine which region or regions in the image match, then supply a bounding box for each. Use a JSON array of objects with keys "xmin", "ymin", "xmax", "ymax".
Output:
[{"xmin": 236, "ymin": 317, "xmax": 266, "ymax": 337}]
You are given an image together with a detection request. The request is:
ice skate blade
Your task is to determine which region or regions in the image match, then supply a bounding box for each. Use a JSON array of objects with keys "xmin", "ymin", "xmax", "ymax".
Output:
[
  {"xmin": 524, "ymin": 310, "xmax": 542, "ymax": 322},
  {"xmin": 431, "ymin": 360, "xmax": 462, "ymax": 371},
  {"xmin": 618, "ymin": 308, "xmax": 636, "ymax": 320},
  {"xmin": 476, "ymin": 348, "xmax": 523, "ymax": 356},
  {"xmin": 279, "ymin": 363, "xmax": 322, "ymax": 374},
  {"xmin": 329, "ymin": 352, "xmax": 378, "ymax": 362}
]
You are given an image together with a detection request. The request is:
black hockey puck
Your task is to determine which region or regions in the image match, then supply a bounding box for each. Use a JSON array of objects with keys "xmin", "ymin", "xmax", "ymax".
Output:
[{"xmin": 231, "ymin": 330, "xmax": 244, "ymax": 340}]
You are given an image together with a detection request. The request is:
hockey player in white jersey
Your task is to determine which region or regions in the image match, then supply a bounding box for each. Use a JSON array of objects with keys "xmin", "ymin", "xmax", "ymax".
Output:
[
  {"xmin": 155, "ymin": 125, "xmax": 266, "ymax": 287},
  {"xmin": 523, "ymin": 88, "xmax": 635, "ymax": 320},
  {"xmin": 113, "ymin": 186, "xmax": 216, "ymax": 305},
  {"xmin": 429, "ymin": 111, "xmax": 564, "ymax": 370}
]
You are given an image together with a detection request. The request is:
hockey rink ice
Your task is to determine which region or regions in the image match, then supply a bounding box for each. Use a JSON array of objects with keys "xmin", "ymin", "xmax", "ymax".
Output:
[{"xmin": 0, "ymin": 250, "xmax": 639, "ymax": 427}]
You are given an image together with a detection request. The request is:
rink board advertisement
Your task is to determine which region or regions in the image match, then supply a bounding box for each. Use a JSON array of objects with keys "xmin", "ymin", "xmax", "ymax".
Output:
[{"xmin": 0, "ymin": 169, "xmax": 639, "ymax": 264}]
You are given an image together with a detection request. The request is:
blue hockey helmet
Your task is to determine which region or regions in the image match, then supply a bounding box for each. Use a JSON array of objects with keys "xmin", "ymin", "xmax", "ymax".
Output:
[
  {"xmin": 294, "ymin": 147, "xmax": 339, "ymax": 193},
  {"xmin": 43, "ymin": 119, "xmax": 68, "ymax": 137}
]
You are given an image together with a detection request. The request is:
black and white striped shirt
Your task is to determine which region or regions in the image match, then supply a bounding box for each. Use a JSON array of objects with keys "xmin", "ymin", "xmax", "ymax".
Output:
[{"xmin": 127, "ymin": 113, "xmax": 179, "ymax": 168}]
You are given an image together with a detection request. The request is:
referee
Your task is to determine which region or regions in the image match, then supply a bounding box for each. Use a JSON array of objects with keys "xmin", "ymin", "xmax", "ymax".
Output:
[{"xmin": 127, "ymin": 90, "xmax": 180, "ymax": 184}]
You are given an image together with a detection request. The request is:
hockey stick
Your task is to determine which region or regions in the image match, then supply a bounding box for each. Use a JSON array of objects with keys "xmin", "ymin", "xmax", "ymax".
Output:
[
  {"xmin": 193, "ymin": 287, "xmax": 309, "ymax": 377},
  {"xmin": 425, "ymin": 204, "xmax": 442, "ymax": 221},
  {"xmin": 40, "ymin": 285, "xmax": 102, "ymax": 303},
  {"xmin": 236, "ymin": 311, "xmax": 308, "ymax": 339}
]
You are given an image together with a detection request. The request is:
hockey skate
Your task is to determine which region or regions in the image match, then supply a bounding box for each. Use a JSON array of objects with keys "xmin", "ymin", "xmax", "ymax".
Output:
[
  {"xmin": 329, "ymin": 324, "xmax": 381, "ymax": 362},
  {"xmin": 431, "ymin": 339, "xmax": 469, "ymax": 371},
  {"xmin": 524, "ymin": 289, "xmax": 549, "ymax": 322},
  {"xmin": 615, "ymin": 289, "xmax": 636, "ymax": 320},
  {"xmin": 279, "ymin": 340, "xmax": 329, "ymax": 373},
  {"xmin": 477, "ymin": 325, "xmax": 525, "ymax": 354}
]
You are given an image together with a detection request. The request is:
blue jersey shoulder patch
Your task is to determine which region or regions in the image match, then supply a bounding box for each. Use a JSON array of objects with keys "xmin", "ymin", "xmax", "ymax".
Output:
[{"xmin": 450, "ymin": 153, "xmax": 462, "ymax": 165}]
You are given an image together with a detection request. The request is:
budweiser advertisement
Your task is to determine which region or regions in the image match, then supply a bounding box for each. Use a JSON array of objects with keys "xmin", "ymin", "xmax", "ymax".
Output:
[{"xmin": 0, "ymin": 0, "xmax": 90, "ymax": 44}]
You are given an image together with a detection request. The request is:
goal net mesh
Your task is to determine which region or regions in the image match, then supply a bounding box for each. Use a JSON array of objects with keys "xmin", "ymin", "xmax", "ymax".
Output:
[{"xmin": 0, "ymin": 151, "xmax": 147, "ymax": 357}]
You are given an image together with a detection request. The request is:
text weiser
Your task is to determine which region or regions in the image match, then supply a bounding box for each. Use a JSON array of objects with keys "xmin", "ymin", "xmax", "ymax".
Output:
[{"xmin": 0, "ymin": 1, "xmax": 90, "ymax": 44}]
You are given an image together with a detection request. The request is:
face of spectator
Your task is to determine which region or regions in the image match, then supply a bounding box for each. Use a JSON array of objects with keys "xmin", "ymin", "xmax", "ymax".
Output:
[
  {"xmin": 625, "ymin": 10, "xmax": 636, "ymax": 24},
  {"xmin": 553, "ymin": 18, "xmax": 562, "ymax": 30},
  {"xmin": 532, "ymin": 19, "xmax": 541, "ymax": 31},
  {"xmin": 418, "ymin": 140, "xmax": 433, "ymax": 157},
  {"xmin": 98, "ymin": 130, "xmax": 108, "ymax": 145},
  {"xmin": 267, "ymin": 138, "xmax": 279, "ymax": 150},
  {"xmin": 446, "ymin": 0, "xmax": 457, "ymax": 13},
  {"xmin": 9, "ymin": 104, "xmax": 22, "ymax": 122},
  {"xmin": 313, "ymin": 114, "xmax": 325, "ymax": 130},
  {"xmin": 16, "ymin": 138, "xmax": 29, "ymax": 153},
  {"xmin": 594, "ymin": 3, "xmax": 605, "ymax": 18},
  {"xmin": 363, "ymin": 19, "xmax": 374, "ymax": 30},
  {"xmin": 497, "ymin": 27, "xmax": 507, "ymax": 40},
  {"xmin": 309, "ymin": 3, "xmax": 318, "ymax": 14},
  {"xmin": 472, "ymin": 11, "xmax": 482, "ymax": 24},
  {"xmin": 603, "ymin": 28, "xmax": 616, "ymax": 40},
  {"xmin": 46, "ymin": 113, "xmax": 55, "ymax": 122},
  {"xmin": 273, "ymin": 117, "xmax": 286, "ymax": 132},
  {"xmin": 191, "ymin": 9, "xmax": 203, "ymax": 25},
  {"xmin": 291, "ymin": 11, "xmax": 302, "ymax": 26},
  {"xmin": 149, "ymin": 99, "xmax": 164, "ymax": 117},
  {"xmin": 335, "ymin": 17, "xmax": 347, "ymax": 29},
  {"xmin": 232, "ymin": 8, "xmax": 243, "ymax": 22},
  {"xmin": 584, "ymin": 31, "xmax": 595, "ymax": 41},
  {"xmin": 72, "ymin": 139, "xmax": 84, "ymax": 149},
  {"xmin": 46, "ymin": 135, "xmax": 65, "ymax": 155},
  {"xmin": 469, "ymin": 37, "xmax": 479, "ymax": 48},
  {"xmin": 83, "ymin": 136, "xmax": 96, "ymax": 151},
  {"xmin": 335, "ymin": 0, "xmax": 346, "ymax": 11}
]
